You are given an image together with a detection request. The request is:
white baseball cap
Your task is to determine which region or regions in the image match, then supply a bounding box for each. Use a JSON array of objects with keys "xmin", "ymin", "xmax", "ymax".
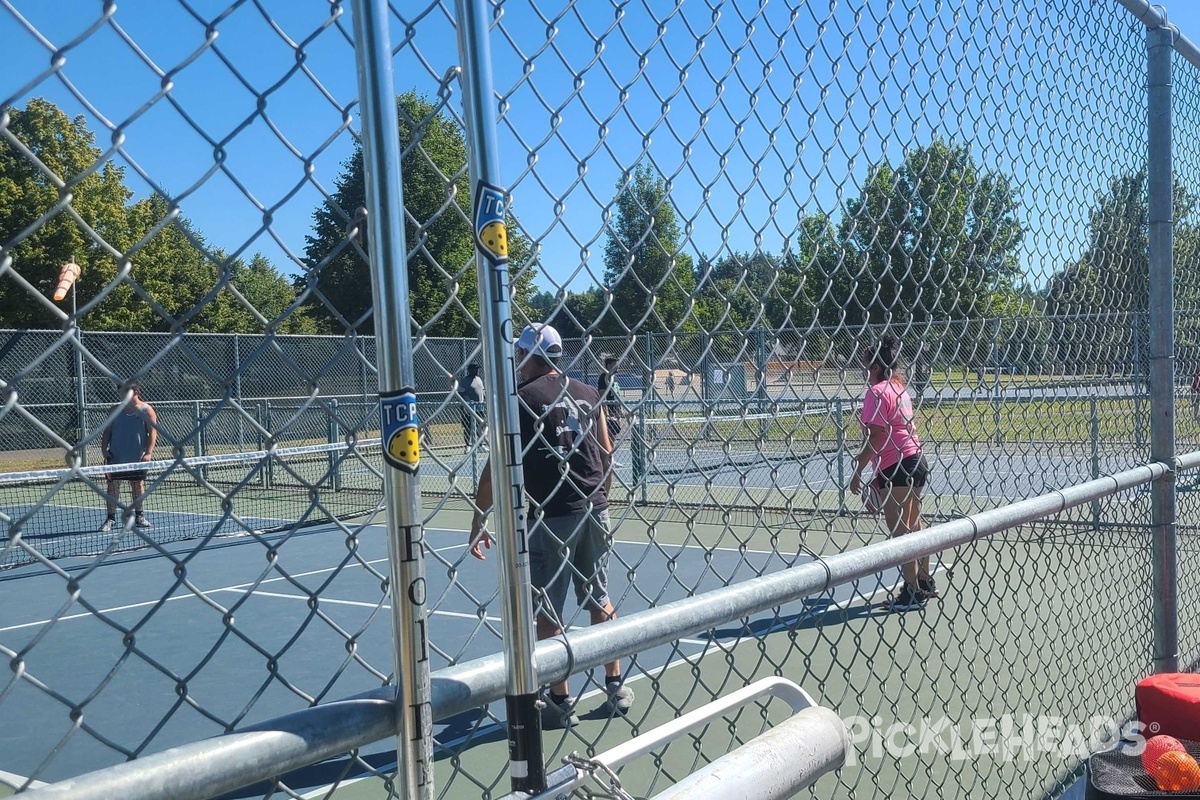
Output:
[{"xmin": 516, "ymin": 323, "xmax": 563, "ymax": 361}]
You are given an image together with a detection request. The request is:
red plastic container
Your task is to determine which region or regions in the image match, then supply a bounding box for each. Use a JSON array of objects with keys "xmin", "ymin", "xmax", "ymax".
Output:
[{"xmin": 1138, "ymin": 674, "xmax": 1200, "ymax": 742}]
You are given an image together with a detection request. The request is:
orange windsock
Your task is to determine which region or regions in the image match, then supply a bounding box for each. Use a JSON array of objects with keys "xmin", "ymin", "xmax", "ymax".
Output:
[{"xmin": 53, "ymin": 261, "xmax": 81, "ymax": 302}]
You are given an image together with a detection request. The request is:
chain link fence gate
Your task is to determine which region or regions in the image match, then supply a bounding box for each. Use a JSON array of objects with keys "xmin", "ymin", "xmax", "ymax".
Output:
[{"xmin": 2, "ymin": 0, "xmax": 1200, "ymax": 798}]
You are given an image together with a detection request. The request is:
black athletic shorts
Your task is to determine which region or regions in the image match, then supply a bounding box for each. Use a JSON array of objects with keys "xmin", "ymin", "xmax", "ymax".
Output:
[{"xmin": 874, "ymin": 453, "xmax": 930, "ymax": 489}]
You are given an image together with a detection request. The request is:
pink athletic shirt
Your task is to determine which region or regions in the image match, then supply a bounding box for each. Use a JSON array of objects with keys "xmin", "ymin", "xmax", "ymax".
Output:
[{"xmin": 860, "ymin": 378, "xmax": 922, "ymax": 471}]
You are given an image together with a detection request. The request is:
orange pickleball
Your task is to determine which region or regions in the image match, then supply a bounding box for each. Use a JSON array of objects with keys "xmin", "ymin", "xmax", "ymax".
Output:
[
  {"xmin": 1143, "ymin": 735, "xmax": 1187, "ymax": 772},
  {"xmin": 1150, "ymin": 750, "xmax": 1200, "ymax": 793}
]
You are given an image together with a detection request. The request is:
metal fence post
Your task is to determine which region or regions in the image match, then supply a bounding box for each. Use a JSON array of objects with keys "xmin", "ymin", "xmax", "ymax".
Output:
[
  {"xmin": 350, "ymin": 2, "xmax": 433, "ymax": 797},
  {"xmin": 1147, "ymin": 22, "xmax": 1179, "ymax": 674},
  {"xmin": 329, "ymin": 398, "xmax": 340, "ymax": 492},
  {"xmin": 644, "ymin": 331, "xmax": 656, "ymax": 409},
  {"xmin": 454, "ymin": 0, "xmax": 545, "ymax": 791},
  {"xmin": 194, "ymin": 400, "xmax": 204, "ymax": 458},
  {"xmin": 1090, "ymin": 397, "xmax": 1101, "ymax": 529},
  {"xmin": 835, "ymin": 399, "xmax": 846, "ymax": 514},
  {"xmin": 755, "ymin": 327, "xmax": 768, "ymax": 414},
  {"xmin": 74, "ymin": 327, "xmax": 86, "ymax": 465},
  {"xmin": 632, "ymin": 401, "xmax": 647, "ymax": 506},
  {"xmin": 469, "ymin": 401, "xmax": 479, "ymax": 496},
  {"xmin": 232, "ymin": 334, "xmax": 242, "ymax": 405}
]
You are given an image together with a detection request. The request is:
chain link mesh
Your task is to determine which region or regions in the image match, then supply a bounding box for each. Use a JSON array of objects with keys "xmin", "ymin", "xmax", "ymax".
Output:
[{"xmin": 1, "ymin": 0, "xmax": 1198, "ymax": 798}]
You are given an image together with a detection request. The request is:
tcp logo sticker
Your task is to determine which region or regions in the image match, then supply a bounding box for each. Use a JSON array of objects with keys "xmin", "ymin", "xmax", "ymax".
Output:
[
  {"xmin": 473, "ymin": 182, "xmax": 509, "ymax": 263},
  {"xmin": 380, "ymin": 390, "xmax": 419, "ymax": 474}
]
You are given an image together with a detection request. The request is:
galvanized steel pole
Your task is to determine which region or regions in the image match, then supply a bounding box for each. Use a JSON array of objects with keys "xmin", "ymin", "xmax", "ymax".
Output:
[
  {"xmin": 454, "ymin": 0, "xmax": 545, "ymax": 792},
  {"xmin": 351, "ymin": 0, "xmax": 434, "ymax": 796},
  {"xmin": 1147, "ymin": 24, "xmax": 1179, "ymax": 674}
]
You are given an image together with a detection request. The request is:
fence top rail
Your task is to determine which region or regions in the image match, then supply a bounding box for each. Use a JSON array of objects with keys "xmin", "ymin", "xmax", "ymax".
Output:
[{"xmin": 1118, "ymin": 0, "xmax": 1200, "ymax": 69}]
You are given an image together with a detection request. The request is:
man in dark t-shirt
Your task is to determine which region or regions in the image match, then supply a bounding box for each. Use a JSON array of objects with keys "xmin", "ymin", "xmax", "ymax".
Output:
[{"xmin": 468, "ymin": 323, "xmax": 634, "ymax": 728}]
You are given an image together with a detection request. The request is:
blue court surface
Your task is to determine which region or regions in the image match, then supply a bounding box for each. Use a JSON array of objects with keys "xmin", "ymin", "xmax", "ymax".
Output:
[{"xmin": 0, "ymin": 511, "xmax": 914, "ymax": 792}]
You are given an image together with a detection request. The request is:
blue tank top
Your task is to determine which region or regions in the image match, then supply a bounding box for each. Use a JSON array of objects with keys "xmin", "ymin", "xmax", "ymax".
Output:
[{"xmin": 109, "ymin": 408, "xmax": 150, "ymax": 465}]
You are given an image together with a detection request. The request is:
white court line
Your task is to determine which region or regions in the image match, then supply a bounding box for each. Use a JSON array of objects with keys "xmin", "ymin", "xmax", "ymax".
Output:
[
  {"xmin": 209, "ymin": 588, "xmax": 503, "ymax": 623},
  {"xmin": 779, "ymin": 474, "xmax": 839, "ymax": 492},
  {"xmin": 0, "ymin": 528, "xmax": 878, "ymax": 634},
  {"xmin": 0, "ymin": 556, "xmax": 392, "ymax": 634}
]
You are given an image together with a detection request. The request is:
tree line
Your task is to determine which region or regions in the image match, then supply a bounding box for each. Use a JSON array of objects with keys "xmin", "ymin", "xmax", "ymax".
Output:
[{"xmin": 1, "ymin": 95, "xmax": 1189, "ymax": 339}]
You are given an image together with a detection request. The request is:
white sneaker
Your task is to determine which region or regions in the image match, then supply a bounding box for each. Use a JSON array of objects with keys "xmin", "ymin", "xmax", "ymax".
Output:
[
  {"xmin": 99, "ymin": 518, "xmax": 115, "ymax": 533},
  {"xmin": 134, "ymin": 515, "xmax": 152, "ymax": 529}
]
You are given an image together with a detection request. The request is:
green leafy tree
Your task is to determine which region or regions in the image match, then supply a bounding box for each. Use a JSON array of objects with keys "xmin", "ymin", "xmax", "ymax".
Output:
[
  {"xmin": 526, "ymin": 289, "xmax": 558, "ymax": 322},
  {"xmin": 193, "ymin": 252, "xmax": 318, "ymax": 334},
  {"xmin": 1045, "ymin": 170, "xmax": 1198, "ymax": 317},
  {"xmin": 0, "ymin": 99, "xmax": 307, "ymax": 333},
  {"xmin": 549, "ymin": 287, "xmax": 607, "ymax": 337},
  {"xmin": 602, "ymin": 163, "xmax": 697, "ymax": 335},
  {"xmin": 1044, "ymin": 170, "xmax": 1200, "ymax": 373},
  {"xmin": 694, "ymin": 214, "xmax": 838, "ymax": 335},
  {"xmin": 838, "ymin": 139, "xmax": 1024, "ymax": 328},
  {"xmin": 0, "ymin": 98, "xmax": 130, "ymax": 328},
  {"xmin": 93, "ymin": 196, "xmax": 310, "ymax": 333},
  {"xmin": 301, "ymin": 91, "xmax": 535, "ymax": 335}
]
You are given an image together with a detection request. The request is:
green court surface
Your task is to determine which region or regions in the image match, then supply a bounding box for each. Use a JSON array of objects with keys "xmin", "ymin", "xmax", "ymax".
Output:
[{"xmin": 304, "ymin": 506, "xmax": 1158, "ymax": 800}]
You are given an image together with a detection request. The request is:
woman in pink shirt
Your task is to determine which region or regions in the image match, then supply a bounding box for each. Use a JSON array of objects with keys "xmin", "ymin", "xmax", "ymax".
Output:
[{"xmin": 849, "ymin": 334, "xmax": 933, "ymax": 611}]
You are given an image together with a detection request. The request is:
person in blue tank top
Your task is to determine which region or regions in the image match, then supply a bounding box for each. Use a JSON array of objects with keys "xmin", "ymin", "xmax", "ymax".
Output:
[{"xmin": 99, "ymin": 382, "xmax": 158, "ymax": 532}]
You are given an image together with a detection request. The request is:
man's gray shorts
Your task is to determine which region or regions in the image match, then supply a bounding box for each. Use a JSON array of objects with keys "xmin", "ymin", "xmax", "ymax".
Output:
[{"xmin": 528, "ymin": 509, "xmax": 612, "ymax": 621}]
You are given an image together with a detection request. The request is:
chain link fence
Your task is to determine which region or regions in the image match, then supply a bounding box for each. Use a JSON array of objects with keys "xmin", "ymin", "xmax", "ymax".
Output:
[{"xmin": 2, "ymin": 0, "xmax": 1199, "ymax": 799}]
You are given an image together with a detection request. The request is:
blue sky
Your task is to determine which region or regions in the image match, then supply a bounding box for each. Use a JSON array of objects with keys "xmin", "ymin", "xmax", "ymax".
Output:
[{"xmin": 3, "ymin": 0, "xmax": 1200, "ymax": 299}]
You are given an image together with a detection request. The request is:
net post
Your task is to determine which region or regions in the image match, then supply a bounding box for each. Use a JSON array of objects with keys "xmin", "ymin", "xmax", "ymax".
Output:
[
  {"xmin": 454, "ymin": 0, "xmax": 545, "ymax": 791},
  {"xmin": 351, "ymin": 0, "xmax": 434, "ymax": 796}
]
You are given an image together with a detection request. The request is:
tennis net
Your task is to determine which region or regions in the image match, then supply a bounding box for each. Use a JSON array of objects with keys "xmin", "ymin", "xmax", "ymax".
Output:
[
  {"xmin": 1, "ymin": 440, "xmax": 384, "ymax": 568},
  {"xmin": 630, "ymin": 403, "xmax": 854, "ymax": 479}
]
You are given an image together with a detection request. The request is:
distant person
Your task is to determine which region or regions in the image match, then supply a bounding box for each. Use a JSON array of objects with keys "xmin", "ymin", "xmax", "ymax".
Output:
[
  {"xmin": 99, "ymin": 383, "xmax": 158, "ymax": 532},
  {"xmin": 596, "ymin": 355, "xmax": 625, "ymax": 440},
  {"xmin": 849, "ymin": 334, "xmax": 933, "ymax": 611},
  {"xmin": 456, "ymin": 363, "xmax": 485, "ymax": 447},
  {"xmin": 469, "ymin": 323, "xmax": 633, "ymax": 728},
  {"xmin": 665, "ymin": 372, "xmax": 676, "ymax": 395}
]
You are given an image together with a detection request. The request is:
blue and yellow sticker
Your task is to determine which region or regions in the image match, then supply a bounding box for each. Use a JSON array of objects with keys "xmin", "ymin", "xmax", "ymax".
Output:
[
  {"xmin": 473, "ymin": 182, "xmax": 509, "ymax": 264},
  {"xmin": 380, "ymin": 389, "xmax": 419, "ymax": 474}
]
